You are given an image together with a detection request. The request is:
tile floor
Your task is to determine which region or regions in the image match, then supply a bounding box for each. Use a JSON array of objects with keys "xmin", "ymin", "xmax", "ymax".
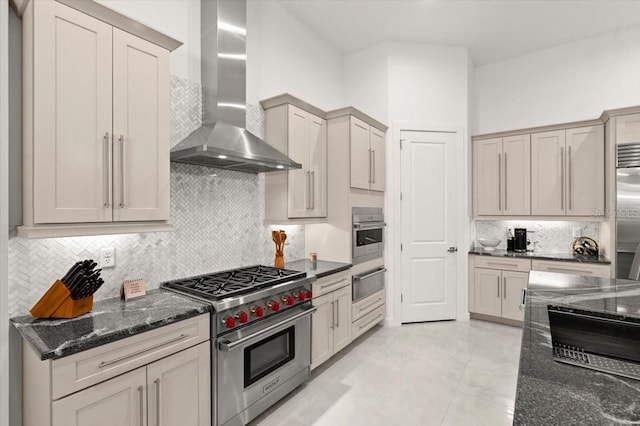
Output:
[{"xmin": 251, "ymin": 319, "xmax": 522, "ymax": 426}]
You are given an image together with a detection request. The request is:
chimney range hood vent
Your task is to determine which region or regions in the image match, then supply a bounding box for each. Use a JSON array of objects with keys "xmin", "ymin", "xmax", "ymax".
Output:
[{"xmin": 170, "ymin": 0, "xmax": 301, "ymax": 173}]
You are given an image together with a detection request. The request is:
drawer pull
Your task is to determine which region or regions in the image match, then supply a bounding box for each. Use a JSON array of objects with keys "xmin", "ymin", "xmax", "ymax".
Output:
[
  {"xmin": 486, "ymin": 262, "xmax": 519, "ymax": 268},
  {"xmin": 320, "ymin": 279, "xmax": 347, "ymax": 289},
  {"xmin": 359, "ymin": 312, "xmax": 384, "ymax": 329},
  {"xmin": 155, "ymin": 378, "xmax": 161, "ymax": 426},
  {"xmin": 98, "ymin": 334, "xmax": 189, "ymax": 368},
  {"xmin": 359, "ymin": 298, "xmax": 383, "ymax": 312},
  {"xmin": 547, "ymin": 267, "xmax": 592, "ymax": 275},
  {"xmin": 138, "ymin": 385, "xmax": 144, "ymax": 426}
]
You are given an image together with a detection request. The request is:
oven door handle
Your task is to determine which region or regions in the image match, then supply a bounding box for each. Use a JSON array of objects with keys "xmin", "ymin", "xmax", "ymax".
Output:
[
  {"xmin": 353, "ymin": 222, "xmax": 386, "ymax": 230},
  {"xmin": 353, "ymin": 268, "xmax": 387, "ymax": 281},
  {"xmin": 218, "ymin": 305, "xmax": 317, "ymax": 352}
]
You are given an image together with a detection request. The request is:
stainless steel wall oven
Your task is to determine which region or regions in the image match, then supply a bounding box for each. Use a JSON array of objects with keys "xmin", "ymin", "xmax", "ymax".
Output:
[{"xmin": 352, "ymin": 207, "xmax": 385, "ymax": 265}]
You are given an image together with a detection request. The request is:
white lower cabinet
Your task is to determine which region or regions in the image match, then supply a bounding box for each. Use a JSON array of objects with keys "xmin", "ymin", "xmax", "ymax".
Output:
[
  {"xmin": 23, "ymin": 315, "xmax": 210, "ymax": 426},
  {"xmin": 311, "ymin": 270, "xmax": 352, "ymax": 370},
  {"xmin": 531, "ymin": 259, "xmax": 611, "ymax": 278}
]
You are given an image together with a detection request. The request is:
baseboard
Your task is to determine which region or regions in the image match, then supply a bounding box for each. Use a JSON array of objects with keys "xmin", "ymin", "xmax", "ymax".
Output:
[{"xmin": 470, "ymin": 312, "xmax": 523, "ymax": 328}]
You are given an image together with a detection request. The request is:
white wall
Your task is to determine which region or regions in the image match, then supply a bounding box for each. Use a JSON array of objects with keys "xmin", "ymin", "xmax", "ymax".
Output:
[
  {"xmin": 96, "ymin": 0, "xmax": 201, "ymax": 83},
  {"xmin": 343, "ymin": 42, "xmax": 390, "ymax": 121},
  {"xmin": 474, "ymin": 24, "xmax": 640, "ymax": 135},
  {"xmin": 246, "ymin": 0, "xmax": 344, "ymax": 110},
  {"xmin": 0, "ymin": 1, "xmax": 9, "ymax": 425}
]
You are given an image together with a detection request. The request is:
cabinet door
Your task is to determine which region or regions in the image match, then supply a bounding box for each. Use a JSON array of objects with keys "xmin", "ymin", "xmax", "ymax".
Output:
[
  {"xmin": 503, "ymin": 134, "xmax": 531, "ymax": 215},
  {"xmin": 147, "ymin": 343, "xmax": 210, "ymax": 426},
  {"xmin": 566, "ymin": 125, "xmax": 604, "ymax": 216},
  {"xmin": 350, "ymin": 116, "xmax": 371, "ymax": 190},
  {"xmin": 52, "ymin": 368, "xmax": 146, "ymax": 426},
  {"xmin": 113, "ymin": 28, "xmax": 170, "ymax": 222},
  {"xmin": 616, "ymin": 113, "xmax": 640, "ymax": 145},
  {"xmin": 370, "ymin": 126, "xmax": 386, "ymax": 192},
  {"xmin": 311, "ymin": 292, "xmax": 334, "ymax": 369},
  {"xmin": 288, "ymin": 105, "xmax": 310, "ymax": 218},
  {"xmin": 474, "ymin": 138, "xmax": 502, "ymax": 215},
  {"xmin": 473, "ymin": 268, "xmax": 501, "ymax": 316},
  {"xmin": 531, "ymin": 130, "xmax": 566, "ymax": 215},
  {"xmin": 33, "ymin": 0, "xmax": 113, "ymax": 224},
  {"xmin": 308, "ymin": 114, "xmax": 327, "ymax": 217},
  {"xmin": 501, "ymin": 271, "xmax": 527, "ymax": 321},
  {"xmin": 333, "ymin": 285, "xmax": 352, "ymax": 353}
]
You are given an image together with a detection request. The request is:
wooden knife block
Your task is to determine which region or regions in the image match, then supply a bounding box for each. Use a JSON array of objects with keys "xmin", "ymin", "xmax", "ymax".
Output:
[{"xmin": 30, "ymin": 279, "xmax": 94, "ymax": 319}]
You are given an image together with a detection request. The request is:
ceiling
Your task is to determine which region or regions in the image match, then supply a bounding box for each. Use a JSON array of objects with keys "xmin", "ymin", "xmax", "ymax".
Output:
[{"xmin": 277, "ymin": 0, "xmax": 640, "ymax": 65}]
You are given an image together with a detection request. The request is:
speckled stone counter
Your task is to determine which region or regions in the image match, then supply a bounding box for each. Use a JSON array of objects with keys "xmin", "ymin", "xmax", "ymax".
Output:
[
  {"xmin": 469, "ymin": 248, "xmax": 611, "ymax": 264},
  {"xmin": 286, "ymin": 259, "xmax": 352, "ymax": 279},
  {"xmin": 11, "ymin": 290, "xmax": 212, "ymax": 360},
  {"xmin": 515, "ymin": 271, "xmax": 640, "ymax": 425}
]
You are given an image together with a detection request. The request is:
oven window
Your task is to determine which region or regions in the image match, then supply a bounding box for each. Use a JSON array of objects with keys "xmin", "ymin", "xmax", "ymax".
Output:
[
  {"xmin": 356, "ymin": 228, "xmax": 383, "ymax": 247},
  {"xmin": 244, "ymin": 326, "xmax": 295, "ymax": 388}
]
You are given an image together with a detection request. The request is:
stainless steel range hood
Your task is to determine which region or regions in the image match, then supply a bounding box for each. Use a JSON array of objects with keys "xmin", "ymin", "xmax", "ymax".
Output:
[{"xmin": 170, "ymin": 0, "xmax": 301, "ymax": 173}]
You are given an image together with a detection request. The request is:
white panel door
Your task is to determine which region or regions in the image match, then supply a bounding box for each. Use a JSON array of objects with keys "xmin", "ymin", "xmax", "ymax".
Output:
[
  {"xmin": 502, "ymin": 271, "xmax": 527, "ymax": 321},
  {"xmin": 370, "ymin": 126, "xmax": 386, "ymax": 192},
  {"xmin": 350, "ymin": 116, "xmax": 371, "ymax": 190},
  {"xmin": 308, "ymin": 114, "xmax": 327, "ymax": 217},
  {"xmin": 333, "ymin": 285, "xmax": 352, "ymax": 353},
  {"xmin": 287, "ymin": 105, "xmax": 309, "ymax": 218},
  {"xmin": 52, "ymin": 368, "xmax": 146, "ymax": 426},
  {"xmin": 531, "ymin": 130, "xmax": 566, "ymax": 215},
  {"xmin": 311, "ymin": 292, "xmax": 334, "ymax": 369},
  {"xmin": 147, "ymin": 343, "xmax": 210, "ymax": 426},
  {"xmin": 474, "ymin": 138, "xmax": 502, "ymax": 216},
  {"xmin": 33, "ymin": 0, "xmax": 113, "ymax": 223},
  {"xmin": 566, "ymin": 125, "xmax": 604, "ymax": 216},
  {"xmin": 473, "ymin": 268, "xmax": 501, "ymax": 317},
  {"xmin": 401, "ymin": 130, "xmax": 458, "ymax": 323},
  {"xmin": 113, "ymin": 28, "xmax": 170, "ymax": 222},
  {"xmin": 503, "ymin": 134, "xmax": 531, "ymax": 215}
]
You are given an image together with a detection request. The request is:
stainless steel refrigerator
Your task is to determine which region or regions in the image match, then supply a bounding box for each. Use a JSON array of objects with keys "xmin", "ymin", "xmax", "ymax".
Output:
[{"xmin": 616, "ymin": 143, "xmax": 640, "ymax": 278}]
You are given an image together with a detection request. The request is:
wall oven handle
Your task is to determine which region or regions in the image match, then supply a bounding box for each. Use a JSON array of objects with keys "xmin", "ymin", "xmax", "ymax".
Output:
[
  {"xmin": 218, "ymin": 306, "xmax": 317, "ymax": 352},
  {"xmin": 353, "ymin": 222, "xmax": 387, "ymax": 230},
  {"xmin": 353, "ymin": 268, "xmax": 387, "ymax": 282}
]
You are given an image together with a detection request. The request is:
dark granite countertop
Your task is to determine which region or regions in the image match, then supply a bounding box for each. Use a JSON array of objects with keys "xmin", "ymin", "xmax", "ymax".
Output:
[
  {"xmin": 11, "ymin": 290, "xmax": 212, "ymax": 361},
  {"xmin": 469, "ymin": 247, "xmax": 611, "ymax": 264},
  {"xmin": 515, "ymin": 271, "xmax": 640, "ymax": 425},
  {"xmin": 286, "ymin": 259, "xmax": 352, "ymax": 279}
]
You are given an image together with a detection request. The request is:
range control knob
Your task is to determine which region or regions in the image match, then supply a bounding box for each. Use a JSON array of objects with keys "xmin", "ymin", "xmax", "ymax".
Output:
[
  {"xmin": 236, "ymin": 311, "xmax": 249, "ymax": 324},
  {"xmin": 251, "ymin": 306, "xmax": 265, "ymax": 318},
  {"xmin": 305, "ymin": 289, "xmax": 313, "ymax": 299},
  {"xmin": 283, "ymin": 295, "xmax": 295, "ymax": 306},
  {"xmin": 223, "ymin": 316, "xmax": 235, "ymax": 329},
  {"xmin": 295, "ymin": 291, "xmax": 306, "ymax": 302},
  {"xmin": 268, "ymin": 301, "xmax": 280, "ymax": 312}
]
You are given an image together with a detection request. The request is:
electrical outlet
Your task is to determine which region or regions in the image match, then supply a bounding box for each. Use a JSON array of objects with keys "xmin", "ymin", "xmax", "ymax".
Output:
[
  {"xmin": 100, "ymin": 248, "xmax": 115, "ymax": 268},
  {"xmin": 572, "ymin": 227, "xmax": 582, "ymax": 238}
]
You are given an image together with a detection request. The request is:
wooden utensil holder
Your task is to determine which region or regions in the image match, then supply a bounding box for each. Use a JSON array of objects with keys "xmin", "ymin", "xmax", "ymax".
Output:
[{"xmin": 30, "ymin": 279, "xmax": 94, "ymax": 319}]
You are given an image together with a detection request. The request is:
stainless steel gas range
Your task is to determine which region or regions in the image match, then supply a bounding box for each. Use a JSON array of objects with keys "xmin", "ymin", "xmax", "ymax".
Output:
[{"xmin": 161, "ymin": 265, "xmax": 315, "ymax": 426}]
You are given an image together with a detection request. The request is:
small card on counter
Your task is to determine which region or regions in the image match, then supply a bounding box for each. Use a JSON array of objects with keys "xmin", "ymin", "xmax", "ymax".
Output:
[{"xmin": 121, "ymin": 278, "xmax": 146, "ymax": 301}]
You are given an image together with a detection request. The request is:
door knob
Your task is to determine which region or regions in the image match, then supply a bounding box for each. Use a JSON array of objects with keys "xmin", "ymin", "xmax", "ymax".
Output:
[{"xmin": 447, "ymin": 247, "xmax": 458, "ymax": 253}]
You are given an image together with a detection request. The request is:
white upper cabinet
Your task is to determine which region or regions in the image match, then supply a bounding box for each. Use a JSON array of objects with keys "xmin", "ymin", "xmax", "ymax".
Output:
[
  {"xmin": 32, "ymin": 1, "xmax": 114, "ymax": 224},
  {"xmin": 531, "ymin": 125, "xmax": 603, "ymax": 216},
  {"xmin": 474, "ymin": 134, "xmax": 530, "ymax": 216},
  {"xmin": 113, "ymin": 29, "xmax": 170, "ymax": 222},
  {"xmin": 616, "ymin": 113, "xmax": 640, "ymax": 145},
  {"xmin": 19, "ymin": 0, "xmax": 179, "ymax": 237},
  {"xmin": 350, "ymin": 116, "xmax": 386, "ymax": 192},
  {"xmin": 531, "ymin": 130, "xmax": 566, "ymax": 216},
  {"xmin": 264, "ymin": 102, "xmax": 327, "ymax": 220}
]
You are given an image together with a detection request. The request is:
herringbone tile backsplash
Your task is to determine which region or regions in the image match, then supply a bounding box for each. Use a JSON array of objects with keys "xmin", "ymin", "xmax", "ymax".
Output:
[{"xmin": 7, "ymin": 76, "xmax": 305, "ymax": 317}]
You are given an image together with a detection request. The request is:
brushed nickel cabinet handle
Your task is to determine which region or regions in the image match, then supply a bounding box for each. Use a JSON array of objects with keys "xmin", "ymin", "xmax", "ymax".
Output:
[
  {"xmin": 320, "ymin": 278, "xmax": 347, "ymax": 289},
  {"xmin": 98, "ymin": 334, "xmax": 189, "ymax": 368},
  {"xmin": 155, "ymin": 378, "xmax": 161, "ymax": 426},
  {"xmin": 497, "ymin": 276, "xmax": 500, "ymax": 298},
  {"xmin": 503, "ymin": 277, "xmax": 507, "ymax": 299},
  {"xmin": 372, "ymin": 150, "xmax": 376, "ymax": 184},
  {"xmin": 568, "ymin": 145, "xmax": 572, "ymax": 210},
  {"xmin": 336, "ymin": 298, "xmax": 339, "ymax": 327},
  {"xmin": 119, "ymin": 135, "xmax": 125, "ymax": 208},
  {"xmin": 359, "ymin": 298, "xmax": 383, "ymax": 312},
  {"xmin": 560, "ymin": 147, "xmax": 564, "ymax": 210},
  {"xmin": 369, "ymin": 148, "xmax": 373, "ymax": 183},
  {"xmin": 311, "ymin": 171, "xmax": 315, "ymax": 210},
  {"xmin": 504, "ymin": 152, "xmax": 507, "ymax": 211},
  {"xmin": 498, "ymin": 153, "xmax": 501, "ymax": 210},
  {"xmin": 330, "ymin": 301, "xmax": 335, "ymax": 329},
  {"xmin": 103, "ymin": 132, "xmax": 110, "ymax": 208},
  {"xmin": 138, "ymin": 385, "xmax": 144, "ymax": 426},
  {"xmin": 359, "ymin": 312, "xmax": 384, "ymax": 329}
]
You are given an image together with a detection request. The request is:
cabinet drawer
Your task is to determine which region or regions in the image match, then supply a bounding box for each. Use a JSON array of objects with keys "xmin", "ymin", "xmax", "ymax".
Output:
[
  {"xmin": 313, "ymin": 270, "xmax": 350, "ymax": 298},
  {"xmin": 51, "ymin": 314, "xmax": 209, "ymax": 399},
  {"xmin": 531, "ymin": 260, "xmax": 611, "ymax": 278},
  {"xmin": 352, "ymin": 305, "xmax": 384, "ymax": 340},
  {"xmin": 474, "ymin": 256, "xmax": 531, "ymax": 272},
  {"xmin": 352, "ymin": 289, "xmax": 385, "ymax": 321}
]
